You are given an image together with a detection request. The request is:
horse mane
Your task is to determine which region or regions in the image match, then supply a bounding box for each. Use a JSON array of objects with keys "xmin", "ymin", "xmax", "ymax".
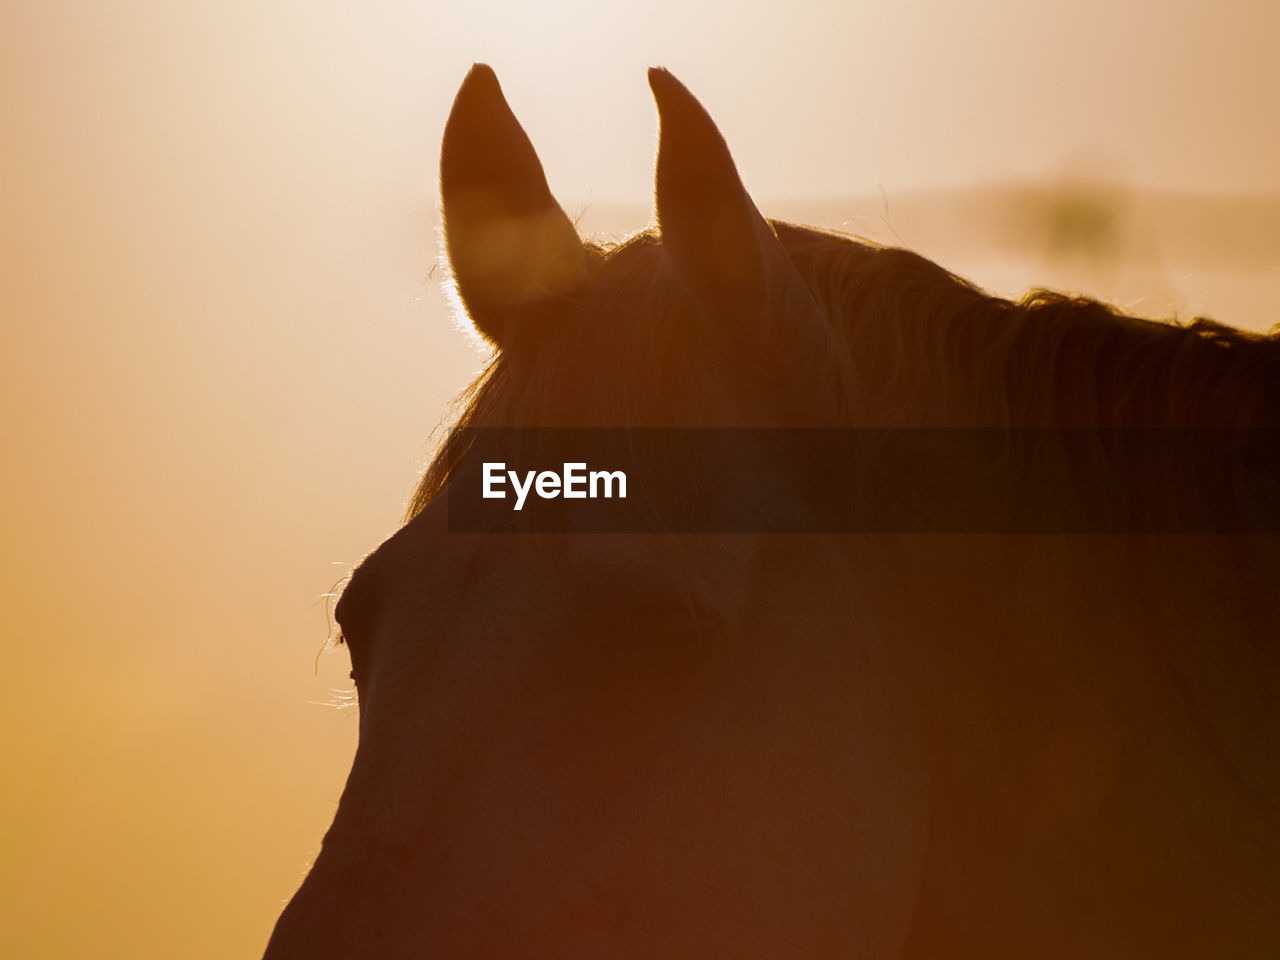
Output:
[{"xmin": 409, "ymin": 224, "xmax": 1278, "ymax": 521}]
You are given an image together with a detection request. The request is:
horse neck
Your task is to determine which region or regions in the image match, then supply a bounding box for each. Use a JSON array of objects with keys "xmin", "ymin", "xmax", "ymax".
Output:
[{"xmin": 881, "ymin": 533, "xmax": 1280, "ymax": 951}]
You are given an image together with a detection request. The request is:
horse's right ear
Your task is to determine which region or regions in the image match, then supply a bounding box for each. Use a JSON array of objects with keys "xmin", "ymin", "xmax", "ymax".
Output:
[
  {"xmin": 648, "ymin": 69, "xmax": 838, "ymax": 395},
  {"xmin": 440, "ymin": 64, "xmax": 586, "ymax": 350}
]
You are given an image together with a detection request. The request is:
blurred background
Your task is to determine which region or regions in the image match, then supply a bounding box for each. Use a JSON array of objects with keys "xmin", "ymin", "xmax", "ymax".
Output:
[{"xmin": 2, "ymin": 1, "xmax": 1276, "ymax": 955}]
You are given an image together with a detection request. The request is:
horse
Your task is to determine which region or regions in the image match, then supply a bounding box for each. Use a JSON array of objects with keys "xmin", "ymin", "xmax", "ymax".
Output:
[{"xmin": 263, "ymin": 65, "xmax": 1280, "ymax": 958}]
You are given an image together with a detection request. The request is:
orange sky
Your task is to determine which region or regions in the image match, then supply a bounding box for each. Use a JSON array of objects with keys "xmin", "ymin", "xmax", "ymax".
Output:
[{"xmin": 1, "ymin": 1, "xmax": 1277, "ymax": 956}]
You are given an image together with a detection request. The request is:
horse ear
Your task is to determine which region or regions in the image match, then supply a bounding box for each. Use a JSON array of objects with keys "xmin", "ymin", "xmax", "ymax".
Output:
[
  {"xmin": 648, "ymin": 69, "xmax": 832, "ymax": 367},
  {"xmin": 441, "ymin": 64, "xmax": 586, "ymax": 350}
]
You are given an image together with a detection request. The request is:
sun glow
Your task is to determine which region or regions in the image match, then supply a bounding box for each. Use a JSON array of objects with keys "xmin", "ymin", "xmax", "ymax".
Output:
[{"xmin": 3, "ymin": 0, "xmax": 1278, "ymax": 956}]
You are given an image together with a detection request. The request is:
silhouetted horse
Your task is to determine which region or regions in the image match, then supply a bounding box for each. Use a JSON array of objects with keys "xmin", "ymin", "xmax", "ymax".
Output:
[{"xmin": 264, "ymin": 66, "xmax": 1279, "ymax": 958}]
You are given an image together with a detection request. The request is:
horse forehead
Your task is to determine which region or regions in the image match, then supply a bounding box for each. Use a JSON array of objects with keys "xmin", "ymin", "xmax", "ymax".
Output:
[{"xmin": 364, "ymin": 494, "xmax": 782, "ymax": 652}]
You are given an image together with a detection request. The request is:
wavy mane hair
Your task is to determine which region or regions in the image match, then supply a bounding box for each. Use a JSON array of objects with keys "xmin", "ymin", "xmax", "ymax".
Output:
[{"xmin": 410, "ymin": 223, "xmax": 1278, "ymax": 521}]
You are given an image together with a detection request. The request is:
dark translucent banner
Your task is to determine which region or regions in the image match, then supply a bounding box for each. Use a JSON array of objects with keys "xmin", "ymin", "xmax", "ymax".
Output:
[{"xmin": 444, "ymin": 428, "xmax": 1280, "ymax": 534}]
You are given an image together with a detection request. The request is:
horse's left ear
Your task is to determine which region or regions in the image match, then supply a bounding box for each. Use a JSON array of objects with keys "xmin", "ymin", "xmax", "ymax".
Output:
[
  {"xmin": 649, "ymin": 68, "xmax": 833, "ymax": 373},
  {"xmin": 441, "ymin": 64, "xmax": 586, "ymax": 350}
]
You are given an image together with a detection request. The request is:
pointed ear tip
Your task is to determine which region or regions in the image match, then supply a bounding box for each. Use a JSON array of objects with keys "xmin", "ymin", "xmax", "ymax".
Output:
[
  {"xmin": 647, "ymin": 67, "xmax": 677, "ymax": 96},
  {"xmin": 648, "ymin": 69, "xmax": 704, "ymax": 119},
  {"xmin": 459, "ymin": 62, "xmax": 500, "ymax": 94},
  {"xmin": 444, "ymin": 63, "xmax": 510, "ymax": 157}
]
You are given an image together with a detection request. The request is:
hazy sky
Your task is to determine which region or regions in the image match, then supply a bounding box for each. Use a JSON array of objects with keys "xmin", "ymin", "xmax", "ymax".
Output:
[
  {"xmin": 2, "ymin": 2, "xmax": 1277, "ymax": 957},
  {"xmin": 6, "ymin": 2, "xmax": 1279, "ymax": 217}
]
